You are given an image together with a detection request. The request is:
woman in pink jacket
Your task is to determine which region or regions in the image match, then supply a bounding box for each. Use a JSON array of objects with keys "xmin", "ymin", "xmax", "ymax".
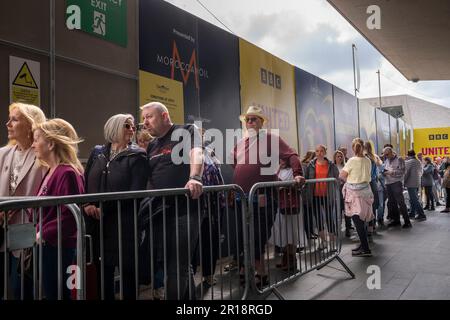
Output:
[{"xmin": 0, "ymin": 103, "xmax": 46, "ymax": 300}]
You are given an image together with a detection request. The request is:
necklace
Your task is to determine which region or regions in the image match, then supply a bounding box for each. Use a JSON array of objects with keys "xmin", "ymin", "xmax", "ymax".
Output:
[{"xmin": 110, "ymin": 145, "xmax": 128, "ymax": 161}]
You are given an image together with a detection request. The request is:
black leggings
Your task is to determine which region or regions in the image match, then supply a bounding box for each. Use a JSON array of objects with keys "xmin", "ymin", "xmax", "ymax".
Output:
[
  {"xmin": 352, "ymin": 215, "xmax": 370, "ymax": 252},
  {"xmin": 446, "ymin": 188, "xmax": 450, "ymax": 208},
  {"xmin": 312, "ymin": 197, "xmax": 337, "ymax": 234}
]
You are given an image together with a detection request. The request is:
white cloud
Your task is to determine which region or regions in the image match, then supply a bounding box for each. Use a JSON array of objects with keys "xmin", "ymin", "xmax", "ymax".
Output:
[{"xmin": 163, "ymin": 0, "xmax": 450, "ymax": 108}]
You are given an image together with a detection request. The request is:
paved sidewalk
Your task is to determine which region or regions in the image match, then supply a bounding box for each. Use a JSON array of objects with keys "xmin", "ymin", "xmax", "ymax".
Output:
[{"xmin": 268, "ymin": 207, "xmax": 450, "ymax": 300}]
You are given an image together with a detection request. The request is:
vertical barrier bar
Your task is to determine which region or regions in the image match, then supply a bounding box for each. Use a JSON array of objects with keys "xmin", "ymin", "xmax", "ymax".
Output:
[
  {"xmin": 32, "ymin": 208, "xmax": 38, "ymax": 299},
  {"xmin": 4, "ymin": 212, "xmax": 8, "ymax": 300},
  {"xmin": 196, "ymin": 195, "xmax": 203, "ymax": 299},
  {"xmin": 99, "ymin": 202, "xmax": 105, "ymax": 300},
  {"xmin": 148, "ymin": 200, "xmax": 155, "ymax": 300},
  {"xmin": 133, "ymin": 199, "xmax": 139, "ymax": 300},
  {"xmin": 20, "ymin": 209, "xmax": 25, "ymax": 300},
  {"xmin": 175, "ymin": 196, "xmax": 181, "ymax": 300},
  {"xmin": 57, "ymin": 205, "xmax": 62, "ymax": 300},
  {"xmin": 216, "ymin": 191, "xmax": 224, "ymax": 300},
  {"xmin": 162, "ymin": 196, "xmax": 167, "ymax": 300},
  {"xmin": 117, "ymin": 201, "xmax": 123, "ymax": 300},
  {"xmin": 39, "ymin": 207, "xmax": 43, "ymax": 300},
  {"xmin": 207, "ymin": 193, "xmax": 214, "ymax": 300}
]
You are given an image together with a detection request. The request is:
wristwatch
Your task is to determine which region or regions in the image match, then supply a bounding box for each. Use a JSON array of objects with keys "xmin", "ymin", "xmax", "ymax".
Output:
[{"xmin": 189, "ymin": 175, "xmax": 203, "ymax": 183}]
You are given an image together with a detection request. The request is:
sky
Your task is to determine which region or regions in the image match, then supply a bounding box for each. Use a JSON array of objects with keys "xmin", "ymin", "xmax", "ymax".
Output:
[{"xmin": 163, "ymin": 0, "xmax": 450, "ymax": 109}]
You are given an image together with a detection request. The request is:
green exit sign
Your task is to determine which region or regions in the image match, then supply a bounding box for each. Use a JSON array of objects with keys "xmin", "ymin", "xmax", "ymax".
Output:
[{"xmin": 66, "ymin": 0, "xmax": 127, "ymax": 47}]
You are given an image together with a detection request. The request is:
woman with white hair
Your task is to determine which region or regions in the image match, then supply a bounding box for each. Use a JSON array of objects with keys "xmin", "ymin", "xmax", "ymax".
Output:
[
  {"xmin": 0, "ymin": 102, "xmax": 46, "ymax": 300},
  {"xmin": 83, "ymin": 114, "xmax": 148, "ymax": 300},
  {"xmin": 32, "ymin": 118, "xmax": 85, "ymax": 300}
]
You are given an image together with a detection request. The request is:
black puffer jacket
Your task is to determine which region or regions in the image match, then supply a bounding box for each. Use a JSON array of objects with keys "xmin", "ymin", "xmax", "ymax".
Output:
[{"xmin": 84, "ymin": 143, "xmax": 149, "ymax": 267}]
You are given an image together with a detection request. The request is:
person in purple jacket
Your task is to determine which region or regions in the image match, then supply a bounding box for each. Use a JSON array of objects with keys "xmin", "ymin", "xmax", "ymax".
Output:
[{"xmin": 32, "ymin": 118, "xmax": 85, "ymax": 300}]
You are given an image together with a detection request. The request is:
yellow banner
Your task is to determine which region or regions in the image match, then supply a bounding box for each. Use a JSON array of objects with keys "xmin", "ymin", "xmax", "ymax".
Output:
[
  {"xmin": 414, "ymin": 127, "xmax": 450, "ymax": 160},
  {"xmin": 139, "ymin": 70, "xmax": 185, "ymax": 124},
  {"xmin": 239, "ymin": 39, "xmax": 298, "ymax": 151}
]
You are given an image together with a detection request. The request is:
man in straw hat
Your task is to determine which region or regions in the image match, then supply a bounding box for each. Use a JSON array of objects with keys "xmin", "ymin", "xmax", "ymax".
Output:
[{"xmin": 230, "ymin": 105, "xmax": 305, "ymax": 288}]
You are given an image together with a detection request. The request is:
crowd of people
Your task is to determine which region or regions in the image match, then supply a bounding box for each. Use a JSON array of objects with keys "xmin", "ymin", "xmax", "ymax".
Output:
[{"xmin": 1, "ymin": 101, "xmax": 449, "ymax": 300}]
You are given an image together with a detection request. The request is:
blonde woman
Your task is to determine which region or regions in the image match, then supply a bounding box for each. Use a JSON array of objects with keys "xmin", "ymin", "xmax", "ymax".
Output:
[
  {"xmin": 0, "ymin": 102, "xmax": 46, "ymax": 300},
  {"xmin": 32, "ymin": 118, "xmax": 85, "ymax": 299},
  {"xmin": 340, "ymin": 138, "xmax": 374, "ymax": 257}
]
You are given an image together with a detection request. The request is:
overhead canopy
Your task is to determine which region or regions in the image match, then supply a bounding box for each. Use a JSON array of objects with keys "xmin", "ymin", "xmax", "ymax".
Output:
[{"xmin": 327, "ymin": 0, "xmax": 450, "ymax": 81}]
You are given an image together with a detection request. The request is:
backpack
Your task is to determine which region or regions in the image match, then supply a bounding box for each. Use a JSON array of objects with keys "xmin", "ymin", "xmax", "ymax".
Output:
[{"xmin": 433, "ymin": 166, "xmax": 440, "ymax": 181}]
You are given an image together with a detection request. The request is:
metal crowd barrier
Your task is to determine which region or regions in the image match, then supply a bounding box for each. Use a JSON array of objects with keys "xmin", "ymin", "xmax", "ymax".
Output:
[
  {"xmin": 248, "ymin": 178, "xmax": 354, "ymax": 299},
  {"xmin": 1, "ymin": 197, "xmax": 86, "ymax": 300},
  {"xmin": 1, "ymin": 185, "xmax": 248, "ymax": 301},
  {"xmin": 1, "ymin": 180, "xmax": 354, "ymax": 301}
]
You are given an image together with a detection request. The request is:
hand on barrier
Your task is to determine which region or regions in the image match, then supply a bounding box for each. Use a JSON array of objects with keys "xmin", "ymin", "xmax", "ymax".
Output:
[
  {"xmin": 84, "ymin": 205, "xmax": 101, "ymax": 220},
  {"xmin": 294, "ymin": 175, "xmax": 306, "ymax": 186},
  {"xmin": 186, "ymin": 179, "xmax": 203, "ymax": 199}
]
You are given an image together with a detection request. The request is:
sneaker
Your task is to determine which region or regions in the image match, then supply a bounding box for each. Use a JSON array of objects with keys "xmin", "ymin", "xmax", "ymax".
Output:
[
  {"xmin": 440, "ymin": 208, "xmax": 450, "ymax": 213},
  {"xmin": 224, "ymin": 260, "xmax": 237, "ymax": 272},
  {"xmin": 415, "ymin": 215, "xmax": 427, "ymax": 222},
  {"xmin": 352, "ymin": 249, "xmax": 372, "ymax": 257},
  {"xmin": 436, "ymin": 202, "xmax": 443, "ymax": 207},
  {"xmin": 318, "ymin": 240, "xmax": 328, "ymax": 251},
  {"xmin": 153, "ymin": 287, "xmax": 165, "ymax": 300},
  {"xmin": 351, "ymin": 245, "xmax": 362, "ymax": 252},
  {"xmin": 204, "ymin": 275, "xmax": 217, "ymax": 287},
  {"xmin": 350, "ymin": 235, "xmax": 360, "ymax": 242},
  {"xmin": 387, "ymin": 221, "xmax": 401, "ymax": 228},
  {"xmin": 402, "ymin": 223, "xmax": 412, "ymax": 229}
]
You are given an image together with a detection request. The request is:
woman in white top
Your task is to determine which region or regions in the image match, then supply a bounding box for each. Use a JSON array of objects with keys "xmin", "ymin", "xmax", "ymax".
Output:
[
  {"xmin": 0, "ymin": 103, "xmax": 46, "ymax": 299},
  {"xmin": 339, "ymin": 138, "xmax": 374, "ymax": 257}
]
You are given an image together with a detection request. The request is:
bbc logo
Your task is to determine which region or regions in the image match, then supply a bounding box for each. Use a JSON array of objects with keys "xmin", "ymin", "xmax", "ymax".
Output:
[
  {"xmin": 429, "ymin": 134, "xmax": 448, "ymax": 140},
  {"xmin": 261, "ymin": 68, "xmax": 281, "ymax": 89}
]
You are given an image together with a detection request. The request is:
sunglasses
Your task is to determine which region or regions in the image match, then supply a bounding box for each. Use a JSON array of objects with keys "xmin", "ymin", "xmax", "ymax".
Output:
[
  {"xmin": 245, "ymin": 117, "xmax": 260, "ymax": 123},
  {"xmin": 124, "ymin": 123, "xmax": 136, "ymax": 130}
]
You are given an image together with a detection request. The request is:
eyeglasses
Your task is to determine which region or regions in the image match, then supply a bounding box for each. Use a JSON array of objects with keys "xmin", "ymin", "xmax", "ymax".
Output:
[
  {"xmin": 124, "ymin": 123, "xmax": 136, "ymax": 130},
  {"xmin": 245, "ymin": 117, "xmax": 260, "ymax": 123}
]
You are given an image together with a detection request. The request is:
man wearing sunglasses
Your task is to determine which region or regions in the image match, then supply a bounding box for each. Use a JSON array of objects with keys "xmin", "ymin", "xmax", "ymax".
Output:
[{"xmin": 230, "ymin": 105, "xmax": 305, "ymax": 288}]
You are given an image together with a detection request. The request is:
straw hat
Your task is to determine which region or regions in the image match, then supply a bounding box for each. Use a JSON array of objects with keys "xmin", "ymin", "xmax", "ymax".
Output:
[{"xmin": 239, "ymin": 106, "xmax": 268, "ymax": 124}]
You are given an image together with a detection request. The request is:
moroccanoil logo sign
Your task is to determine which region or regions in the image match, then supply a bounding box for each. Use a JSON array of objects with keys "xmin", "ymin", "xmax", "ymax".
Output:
[
  {"xmin": 414, "ymin": 127, "xmax": 450, "ymax": 160},
  {"xmin": 155, "ymin": 29, "xmax": 209, "ymax": 91}
]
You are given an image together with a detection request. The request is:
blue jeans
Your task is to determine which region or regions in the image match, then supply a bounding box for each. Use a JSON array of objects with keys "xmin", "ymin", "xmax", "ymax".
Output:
[
  {"xmin": 407, "ymin": 188, "xmax": 424, "ymax": 217},
  {"xmin": 377, "ymin": 189, "xmax": 384, "ymax": 220}
]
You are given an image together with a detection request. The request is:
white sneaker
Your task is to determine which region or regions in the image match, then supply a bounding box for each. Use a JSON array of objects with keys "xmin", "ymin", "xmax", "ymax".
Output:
[{"xmin": 153, "ymin": 287, "xmax": 165, "ymax": 300}]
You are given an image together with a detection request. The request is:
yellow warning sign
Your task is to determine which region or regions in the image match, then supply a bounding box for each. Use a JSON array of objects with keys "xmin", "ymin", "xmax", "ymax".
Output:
[
  {"xmin": 12, "ymin": 63, "xmax": 38, "ymax": 89},
  {"xmin": 10, "ymin": 56, "xmax": 40, "ymax": 106}
]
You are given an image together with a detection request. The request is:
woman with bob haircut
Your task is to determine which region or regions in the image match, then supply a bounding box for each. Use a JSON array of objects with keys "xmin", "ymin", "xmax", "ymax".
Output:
[
  {"xmin": 83, "ymin": 114, "xmax": 148, "ymax": 300},
  {"xmin": 0, "ymin": 102, "xmax": 46, "ymax": 300},
  {"xmin": 32, "ymin": 118, "xmax": 85, "ymax": 299}
]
